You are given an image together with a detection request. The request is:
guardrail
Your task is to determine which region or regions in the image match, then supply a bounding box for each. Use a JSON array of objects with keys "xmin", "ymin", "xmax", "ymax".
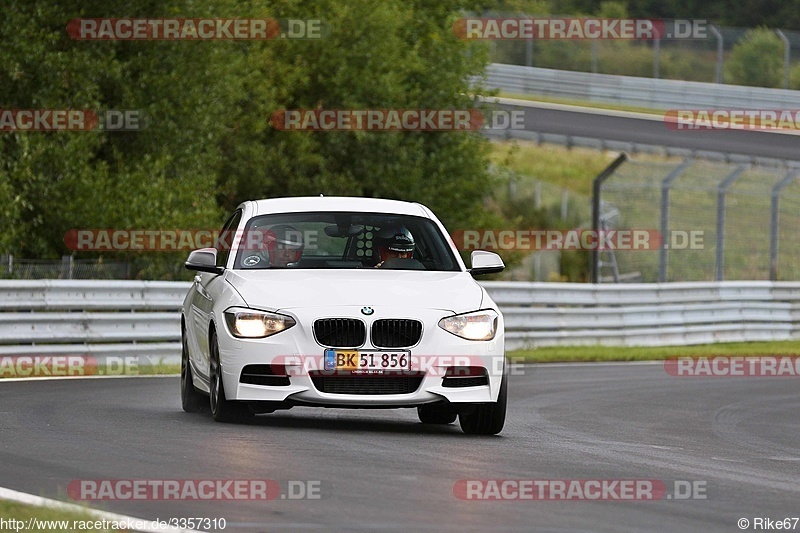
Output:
[
  {"xmin": 485, "ymin": 63, "xmax": 800, "ymax": 110},
  {"xmin": 1, "ymin": 280, "xmax": 798, "ymax": 362}
]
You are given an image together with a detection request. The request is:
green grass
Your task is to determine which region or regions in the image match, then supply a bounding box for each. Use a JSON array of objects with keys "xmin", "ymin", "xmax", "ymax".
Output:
[
  {"xmin": 497, "ymin": 91, "xmax": 665, "ymax": 115},
  {"xmin": 0, "ymin": 500, "xmax": 114, "ymax": 533},
  {"xmin": 489, "ymin": 140, "xmax": 615, "ymax": 196},
  {"xmin": 509, "ymin": 341, "xmax": 800, "ymax": 363},
  {"xmin": 0, "ymin": 362, "xmax": 180, "ymax": 380}
]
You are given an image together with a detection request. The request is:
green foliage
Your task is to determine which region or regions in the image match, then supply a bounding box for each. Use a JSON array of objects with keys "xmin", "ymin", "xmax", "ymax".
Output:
[
  {"xmin": 1, "ymin": 0, "xmax": 497, "ymax": 278},
  {"xmin": 725, "ymin": 27, "xmax": 785, "ymax": 88}
]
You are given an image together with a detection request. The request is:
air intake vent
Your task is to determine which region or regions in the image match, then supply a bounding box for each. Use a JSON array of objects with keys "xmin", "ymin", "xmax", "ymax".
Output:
[
  {"xmin": 314, "ymin": 318, "xmax": 366, "ymax": 348},
  {"xmin": 240, "ymin": 364, "xmax": 290, "ymax": 386},
  {"xmin": 310, "ymin": 375, "xmax": 423, "ymax": 395},
  {"xmin": 371, "ymin": 319, "xmax": 423, "ymax": 348}
]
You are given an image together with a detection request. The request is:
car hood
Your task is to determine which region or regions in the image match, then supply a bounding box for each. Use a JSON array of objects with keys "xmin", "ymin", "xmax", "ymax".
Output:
[{"xmin": 225, "ymin": 269, "xmax": 483, "ymax": 313}]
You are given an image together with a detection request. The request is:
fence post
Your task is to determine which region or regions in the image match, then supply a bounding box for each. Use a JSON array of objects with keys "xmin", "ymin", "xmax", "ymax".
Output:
[
  {"xmin": 526, "ymin": 35, "xmax": 533, "ymax": 67},
  {"xmin": 591, "ymin": 152, "xmax": 629, "ymax": 283},
  {"xmin": 591, "ymin": 39, "xmax": 598, "ymax": 73},
  {"xmin": 658, "ymin": 159, "xmax": 691, "ymax": 282},
  {"xmin": 715, "ymin": 165, "xmax": 747, "ymax": 281},
  {"xmin": 709, "ymin": 25, "xmax": 724, "ymax": 84},
  {"xmin": 776, "ymin": 30, "xmax": 790, "ymax": 90},
  {"xmin": 769, "ymin": 171, "xmax": 800, "ymax": 280},
  {"xmin": 653, "ymin": 38, "xmax": 660, "ymax": 79}
]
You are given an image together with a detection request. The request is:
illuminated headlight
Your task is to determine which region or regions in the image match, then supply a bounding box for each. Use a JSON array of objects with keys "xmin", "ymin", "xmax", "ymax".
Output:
[
  {"xmin": 438, "ymin": 310, "xmax": 499, "ymax": 341},
  {"xmin": 224, "ymin": 308, "xmax": 296, "ymax": 338}
]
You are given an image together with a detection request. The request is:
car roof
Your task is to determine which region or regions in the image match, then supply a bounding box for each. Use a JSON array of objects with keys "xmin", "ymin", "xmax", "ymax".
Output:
[{"xmin": 249, "ymin": 196, "xmax": 430, "ymax": 217}]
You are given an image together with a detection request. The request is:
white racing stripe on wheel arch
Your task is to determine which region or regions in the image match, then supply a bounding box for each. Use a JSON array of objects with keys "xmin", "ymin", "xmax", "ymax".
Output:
[{"xmin": 0, "ymin": 486, "xmax": 203, "ymax": 533}]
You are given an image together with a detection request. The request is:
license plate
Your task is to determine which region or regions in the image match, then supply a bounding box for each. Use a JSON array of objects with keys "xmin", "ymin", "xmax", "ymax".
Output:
[{"xmin": 324, "ymin": 349, "xmax": 411, "ymax": 372}]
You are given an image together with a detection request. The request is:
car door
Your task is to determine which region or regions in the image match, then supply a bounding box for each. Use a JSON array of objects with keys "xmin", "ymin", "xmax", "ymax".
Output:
[{"xmin": 190, "ymin": 209, "xmax": 242, "ymax": 381}]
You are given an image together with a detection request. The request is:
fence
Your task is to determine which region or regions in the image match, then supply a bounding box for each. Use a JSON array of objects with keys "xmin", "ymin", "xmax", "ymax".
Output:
[
  {"xmin": 485, "ymin": 16, "xmax": 800, "ymax": 88},
  {"xmin": 1, "ymin": 280, "xmax": 798, "ymax": 361},
  {"xmin": 483, "ymin": 63, "xmax": 800, "ymax": 110},
  {"xmin": 591, "ymin": 154, "xmax": 800, "ymax": 283},
  {"xmin": 0, "ymin": 255, "xmax": 132, "ymax": 280}
]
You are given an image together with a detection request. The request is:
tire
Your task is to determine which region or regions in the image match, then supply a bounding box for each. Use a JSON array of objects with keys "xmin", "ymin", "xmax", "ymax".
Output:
[
  {"xmin": 417, "ymin": 404, "xmax": 457, "ymax": 424},
  {"xmin": 181, "ymin": 326, "xmax": 205, "ymax": 413},
  {"xmin": 458, "ymin": 370, "xmax": 508, "ymax": 435},
  {"xmin": 209, "ymin": 330, "xmax": 254, "ymax": 424}
]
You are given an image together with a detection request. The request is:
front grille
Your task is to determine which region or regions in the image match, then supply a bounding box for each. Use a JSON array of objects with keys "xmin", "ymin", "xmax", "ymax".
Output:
[
  {"xmin": 310, "ymin": 375, "xmax": 423, "ymax": 395},
  {"xmin": 240, "ymin": 364, "xmax": 290, "ymax": 387},
  {"xmin": 371, "ymin": 319, "xmax": 423, "ymax": 348},
  {"xmin": 314, "ymin": 318, "xmax": 366, "ymax": 348}
]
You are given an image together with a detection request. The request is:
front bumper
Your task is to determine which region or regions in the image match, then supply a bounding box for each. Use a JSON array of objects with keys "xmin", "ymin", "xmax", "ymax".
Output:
[{"xmin": 217, "ymin": 306, "xmax": 505, "ymax": 406}]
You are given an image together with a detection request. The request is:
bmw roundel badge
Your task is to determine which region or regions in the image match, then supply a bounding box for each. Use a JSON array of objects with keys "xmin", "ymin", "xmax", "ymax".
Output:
[{"xmin": 361, "ymin": 306, "xmax": 374, "ymax": 316}]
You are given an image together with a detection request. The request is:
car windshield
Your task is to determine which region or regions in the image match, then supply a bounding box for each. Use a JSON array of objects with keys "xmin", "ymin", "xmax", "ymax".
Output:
[{"xmin": 233, "ymin": 211, "xmax": 460, "ymax": 271}]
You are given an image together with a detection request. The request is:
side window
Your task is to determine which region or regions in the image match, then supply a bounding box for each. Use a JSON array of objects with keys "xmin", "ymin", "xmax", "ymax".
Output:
[{"xmin": 216, "ymin": 210, "xmax": 243, "ymax": 268}]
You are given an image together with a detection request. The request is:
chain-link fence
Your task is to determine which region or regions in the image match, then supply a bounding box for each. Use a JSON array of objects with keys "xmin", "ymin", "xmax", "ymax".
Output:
[
  {"xmin": 594, "ymin": 157, "xmax": 800, "ymax": 282},
  {"xmin": 0, "ymin": 255, "xmax": 132, "ymax": 279}
]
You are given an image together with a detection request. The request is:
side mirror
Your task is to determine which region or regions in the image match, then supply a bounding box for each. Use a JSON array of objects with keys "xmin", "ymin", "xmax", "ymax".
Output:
[
  {"xmin": 469, "ymin": 250, "xmax": 504, "ymax": 277},
  {"xmin": 185, "ymin": 248, "xmax": 224, "ymax": 274}
]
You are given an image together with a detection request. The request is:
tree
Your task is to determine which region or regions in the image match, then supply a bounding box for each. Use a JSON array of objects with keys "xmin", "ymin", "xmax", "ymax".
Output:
[{"xmin": 725, "ymin": 27, "xmax": 784, "ymax": 88}]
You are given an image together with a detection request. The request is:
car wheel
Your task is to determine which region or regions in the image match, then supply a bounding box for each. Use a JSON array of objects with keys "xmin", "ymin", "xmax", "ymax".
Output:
[
  {"xmin": 181, "ymin": 326, "xmax": 205, "ymax": 413},
  {"xmin": 458, "ymin": 370, "xmax": 507, "ymax": 435},
  {"xmin": 209, "ymin": 330, "xmax": 253, "ymax": 424},
  {"xmin": 417, "ymin": 404, "xmax": 457, "ymax": 424}
]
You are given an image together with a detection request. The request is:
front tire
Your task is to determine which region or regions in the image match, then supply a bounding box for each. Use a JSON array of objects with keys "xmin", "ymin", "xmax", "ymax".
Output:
[
  {"xmin": 181, "ymin": 326, "xmax": 205, "ymax": 413},
  {"xmin": 459, "ymin": 370, "xmax": 507, "ymax": 435},
  {"xmin": 209, "ymin": 330, "xmax": 253, "ymax": 424}
]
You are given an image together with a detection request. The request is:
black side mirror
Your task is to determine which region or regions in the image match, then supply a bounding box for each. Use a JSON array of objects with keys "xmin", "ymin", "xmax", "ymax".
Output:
[{"xmin": 185, "ymin": 248, "xmax": 224, "ymax": 274}]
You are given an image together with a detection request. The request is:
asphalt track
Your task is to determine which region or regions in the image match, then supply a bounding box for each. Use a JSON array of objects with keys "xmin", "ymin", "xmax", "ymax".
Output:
[
  {"xmin": 494, "ymin": 100, "xmax": 800, "ymax": 161},
  {"xmin": 1, "ymin": 364, "xmax": 798, "ymax": 532}
]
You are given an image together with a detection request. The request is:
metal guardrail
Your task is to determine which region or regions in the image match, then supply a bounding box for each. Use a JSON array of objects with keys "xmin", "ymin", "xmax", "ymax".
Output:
[
  {"xmin": 1, "ymin": 280, "xmax": 798, "ymax": 361},
  {"xmin": 488, "ymin": 281, "xmax": 800, "ymax": 349},
  {"xmin": 485, "ymin": 63, "xmax": 800, "ymax": 110}
]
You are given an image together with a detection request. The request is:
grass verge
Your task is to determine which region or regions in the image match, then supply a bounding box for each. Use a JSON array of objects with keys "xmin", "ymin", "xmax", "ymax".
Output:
[
  {"xmin": 509, "ymin": 341, "xmax": 800, "ymax": 363},
  {"xmin": 0, "ymin": 500, "xmax": 114, "ymax": 533},
  {"xmin": 497, "ymin": 91, "xmax": 664, "ymax": 115}
]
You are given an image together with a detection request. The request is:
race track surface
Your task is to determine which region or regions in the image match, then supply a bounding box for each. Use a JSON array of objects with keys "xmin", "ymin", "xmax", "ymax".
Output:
[
  {"xmin": 1, "ymin": 364, "xmax": 798, "ymax": 532},
  {"xmin": 495, "ymin": 102, "xmax": 800, "ymax": 161}
]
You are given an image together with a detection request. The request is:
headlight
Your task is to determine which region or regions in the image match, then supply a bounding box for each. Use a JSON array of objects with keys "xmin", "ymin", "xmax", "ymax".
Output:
[
  {"xmin": 438, "ymin": 310, "xmax": 499, "ymax": 341},
  {"xmin": 224, "ymin": 308, "xmax": 296, "ymax": 338}
]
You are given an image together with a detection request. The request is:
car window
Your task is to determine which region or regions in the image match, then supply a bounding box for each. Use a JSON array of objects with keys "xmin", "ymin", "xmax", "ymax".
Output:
[
  {"xmin": 216, "ymin": 209, "xmax": 242, "ymax": 268},
  {"xmin": 233, "ymin": 211, "xmax": 459, "ymax": 271}
]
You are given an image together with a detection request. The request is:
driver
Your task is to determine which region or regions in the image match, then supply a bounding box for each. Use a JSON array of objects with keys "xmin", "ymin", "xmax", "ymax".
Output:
[
  {"xmin": 374, "ymin": 225, "xmax": 415, "ymax": 268},
  {"xmin": 265, "ymin": 224, "xmax": 304, "ymax": 267}
]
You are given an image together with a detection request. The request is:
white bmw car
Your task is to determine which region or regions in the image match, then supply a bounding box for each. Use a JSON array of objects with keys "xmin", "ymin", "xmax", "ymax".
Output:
[{"xmin": 181, "ymin": 196, "xmax": 508, "ymax": 434}]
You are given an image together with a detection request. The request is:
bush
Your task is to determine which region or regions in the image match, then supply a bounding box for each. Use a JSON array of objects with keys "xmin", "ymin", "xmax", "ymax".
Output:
[{"xmin": 725, "ymin": 28, "xmax": 785, "ymax": 88}]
